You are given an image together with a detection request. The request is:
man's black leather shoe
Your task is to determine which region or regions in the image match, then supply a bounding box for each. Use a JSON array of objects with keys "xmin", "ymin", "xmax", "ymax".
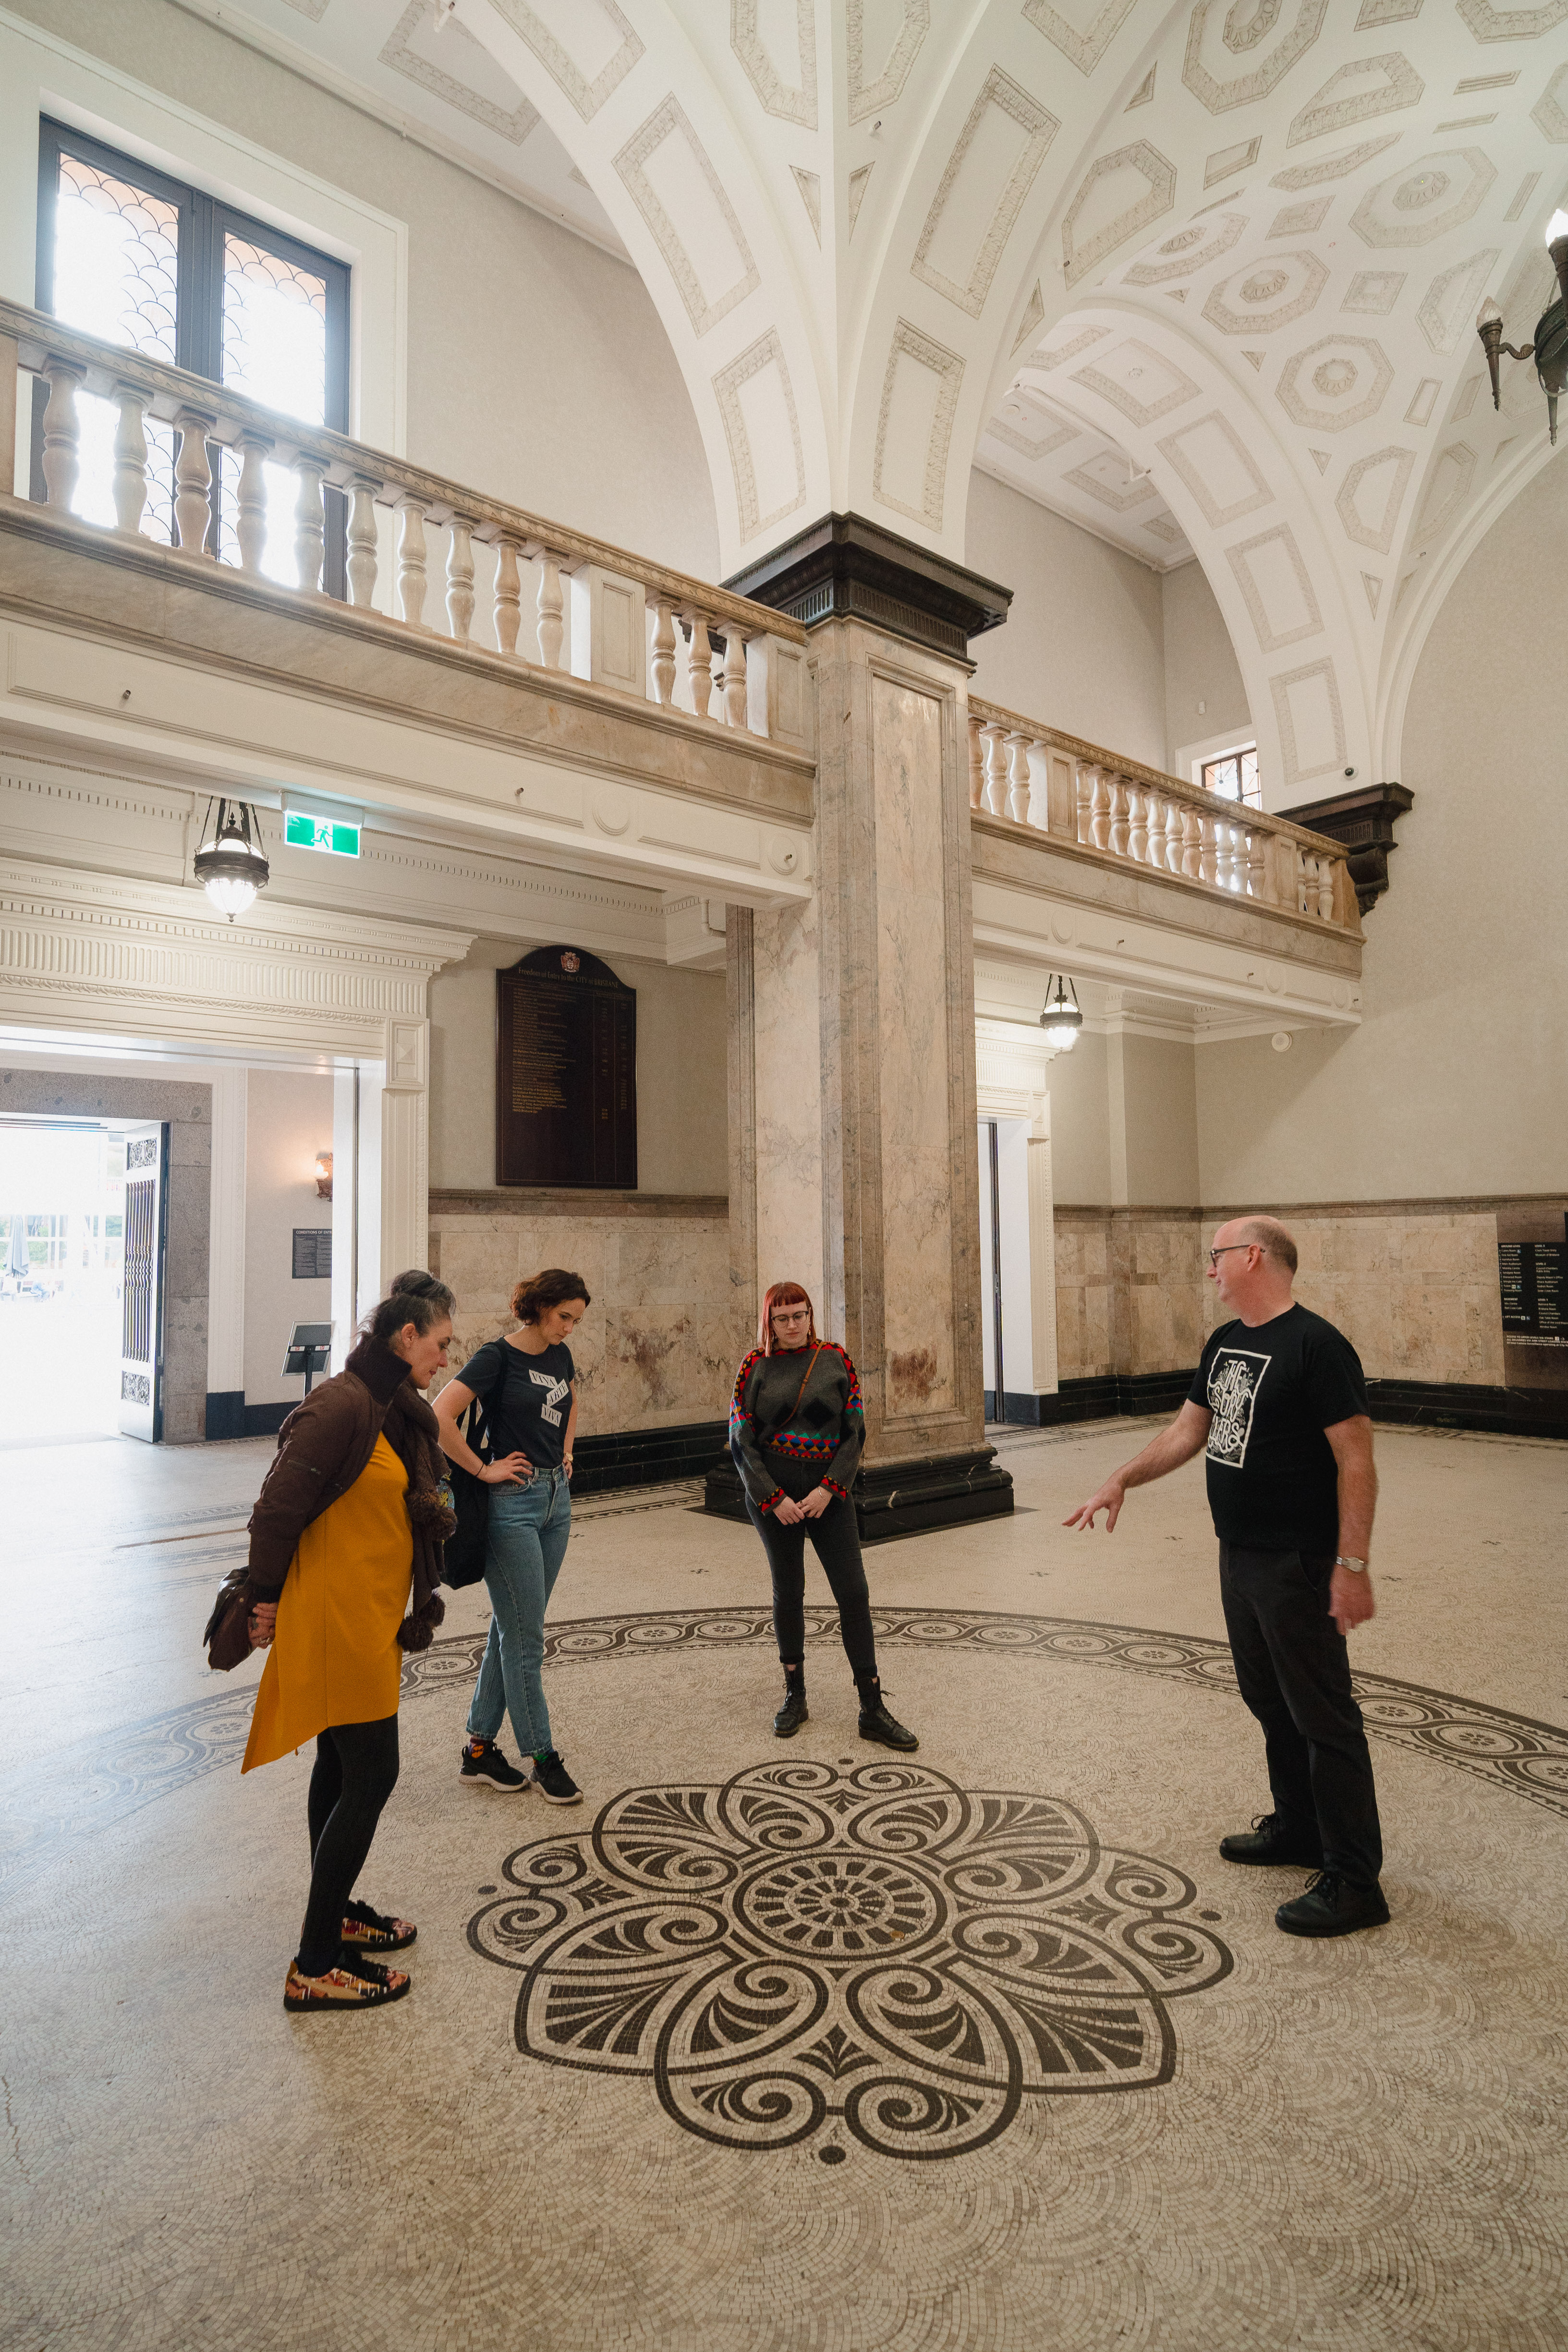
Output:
[
  {"xmin": 774, "ymin": 1681, "xmax": 809, "ymax": 1737},
  {"xmin": 1219, "ymin": 1812, "xmax": 1325, "ymax": 1868},
  {"xmin": 1275, "ymin": 1871, "xmax": 1390, "ymax": 1937}
]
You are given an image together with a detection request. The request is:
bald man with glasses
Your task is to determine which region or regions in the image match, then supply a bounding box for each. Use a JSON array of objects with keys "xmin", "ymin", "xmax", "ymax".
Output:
[{"xmin": 1066, "ymin": 1215, "xmax": 1387, "ymax": 1940}]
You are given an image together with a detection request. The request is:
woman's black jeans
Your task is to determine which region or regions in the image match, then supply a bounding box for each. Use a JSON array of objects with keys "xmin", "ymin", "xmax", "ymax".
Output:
[
  {"xmin": 297, "ymin": 1713, "xmax": 401, "ymax": 1976},
  {"xmin": 746, "ymin": 1456, "xmax": 877, "ymax": 1679}
]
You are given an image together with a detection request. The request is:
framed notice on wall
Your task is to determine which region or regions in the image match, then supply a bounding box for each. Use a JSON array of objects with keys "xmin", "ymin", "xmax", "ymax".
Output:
[
  {"xmin": 496, "ymin": 946, "xmax": 637, "ymax": 1189},
  {"xmin": 1496, "ymin": 1208, "xmax": 1568, "ymax": 1396}
]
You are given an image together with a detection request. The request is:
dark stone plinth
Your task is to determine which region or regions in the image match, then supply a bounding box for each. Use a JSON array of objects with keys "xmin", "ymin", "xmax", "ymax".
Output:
[
  {"xmin": 725, "ymin": 511, "xmax": 1011, "ymax": 661},
  {"xmin": 1278, "ymin": 782, "xmax": 1414, "ymax": 915},
  {"xmin": 572, "ymin": 1419, "xmax": 728, "ymax": 1496},
  {"xmin": 704, "ymin": 1446, "xmax": 1014, "ymax": 1544}
]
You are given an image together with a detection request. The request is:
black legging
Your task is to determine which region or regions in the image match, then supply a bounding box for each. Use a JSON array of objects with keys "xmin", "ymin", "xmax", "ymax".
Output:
[
  {"xmin": 746, "ymin": 1458, "xmax": 877, "ymax": 1679},
  {"xmin": 297, "ymin": 1714, "xmax": 401, "ymax": 1976}
]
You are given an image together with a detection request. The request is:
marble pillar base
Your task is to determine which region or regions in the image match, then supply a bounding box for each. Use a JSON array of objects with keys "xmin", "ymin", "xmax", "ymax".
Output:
[{"xmin": 703, "ymin": 1447, "xmax": 1013, "ymax": 1544}]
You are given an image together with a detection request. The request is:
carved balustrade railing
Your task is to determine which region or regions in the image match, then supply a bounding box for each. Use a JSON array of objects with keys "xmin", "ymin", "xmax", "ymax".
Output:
[
  {"xmin": 0, "ymin": 299, "xmax": 808, "ymax": 742},
  {"xmin": 967, "ymin": 695, "xmax": 1358, "ymax": 934}
]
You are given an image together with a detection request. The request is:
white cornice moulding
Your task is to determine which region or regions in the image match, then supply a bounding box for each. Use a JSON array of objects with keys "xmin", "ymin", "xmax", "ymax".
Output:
[
  {"xmin": 972, "ymin": 880, "xmax": 1360, "ymax": 1031},
  {"xmin": 0, "ymin": 755, "xmax": 695, "ymax": 964},
  {"xmin": 0, "ymin": 853, "xmax": 473, "ymax": 1065}
]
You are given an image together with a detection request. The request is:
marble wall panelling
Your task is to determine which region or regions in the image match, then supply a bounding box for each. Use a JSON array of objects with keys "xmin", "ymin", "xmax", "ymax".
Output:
[
  {"xmin": 430, "ymin": 1208, "xmax": 738, "ymax": 1431},
  {"xmin": 752, "ymin": 895, "xmax": 825, "ymax": 1308},
  {"xmin": 872, "ymin": 672, "xmax": 955, "ymax": 1421},
  {"xmin": 610, "ymin": 1213, "xmax": 747, "ymax": 1422}
]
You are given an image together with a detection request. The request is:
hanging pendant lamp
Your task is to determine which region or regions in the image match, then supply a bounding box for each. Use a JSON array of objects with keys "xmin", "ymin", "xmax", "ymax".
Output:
[
  {"xmin": 193, "ymin": 797, "xmax": 270, "ymax": 921},
  {"xmin": 1039, "ymin": 974, "xmax": 1082, "ymax": 1052}
]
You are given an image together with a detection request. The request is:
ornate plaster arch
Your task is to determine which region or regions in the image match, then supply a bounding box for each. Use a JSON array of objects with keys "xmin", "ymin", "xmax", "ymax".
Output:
[
  {"xmin": 1030, "ymin": 295, "xmax": 1374, "ymax": 802},
  {"xmin": 460, "ymin": 0, "xmax": 834, "ymax": 574}
]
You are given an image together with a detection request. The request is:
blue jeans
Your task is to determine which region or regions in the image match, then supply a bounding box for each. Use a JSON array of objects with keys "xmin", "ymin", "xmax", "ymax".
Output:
[{"xmin": 465, "ymin": 1467, "xmax": 572, "ymax": 1758}]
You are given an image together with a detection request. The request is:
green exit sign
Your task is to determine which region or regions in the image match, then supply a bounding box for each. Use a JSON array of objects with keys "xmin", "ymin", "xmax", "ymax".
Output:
[{"xmin": 285, "ymin": 812, "xmax": 360, "ymax": 858}]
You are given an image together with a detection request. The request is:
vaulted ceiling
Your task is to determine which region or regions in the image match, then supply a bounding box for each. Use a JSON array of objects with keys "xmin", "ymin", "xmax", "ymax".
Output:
[{"xmin": 196, "ymin": 0, "xmax": 1567, "ymax": 792}]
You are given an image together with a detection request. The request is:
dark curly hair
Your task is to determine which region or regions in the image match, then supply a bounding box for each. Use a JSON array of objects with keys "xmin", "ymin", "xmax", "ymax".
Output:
[
  {"xmin": 511, "ymin": 1267, "xmax": 591, "ymax": 1325},
  {"xmin": 364, "ymin": 1268, "xmax": 455, "ymax": 1344}
]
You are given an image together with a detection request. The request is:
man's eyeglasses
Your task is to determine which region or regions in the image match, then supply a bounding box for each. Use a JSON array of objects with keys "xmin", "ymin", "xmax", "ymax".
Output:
[{"xmin": 1207, "ymin": 1244, "xmax": 1258, "ymax": 1267}]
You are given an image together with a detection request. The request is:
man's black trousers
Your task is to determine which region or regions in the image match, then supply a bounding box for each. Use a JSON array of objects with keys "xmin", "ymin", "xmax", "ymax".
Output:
[{"xmin": 1219, "ymin": 1544, "xmax": 1383, "ymax": 1888}]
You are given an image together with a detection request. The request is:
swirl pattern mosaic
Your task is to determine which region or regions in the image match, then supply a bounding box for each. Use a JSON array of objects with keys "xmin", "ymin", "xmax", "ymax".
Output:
[
  {"xmin": 9, "ymin": 1599, "xmax": 1564, "ymax": 1889},
  {"xmin": 468, "ymin": 1757, "xmax": 1233, "ymax": 2160}
]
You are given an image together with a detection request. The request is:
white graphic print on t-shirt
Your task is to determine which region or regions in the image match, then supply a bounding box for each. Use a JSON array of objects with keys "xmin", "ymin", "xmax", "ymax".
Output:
[
  {"xmin": 1205, "ymin": 1349, "xmax": 1271, "ymax": 1468},
  {"xmin": 530, "ymin": 1367, "xmax": 571, "ymax": 1428}
]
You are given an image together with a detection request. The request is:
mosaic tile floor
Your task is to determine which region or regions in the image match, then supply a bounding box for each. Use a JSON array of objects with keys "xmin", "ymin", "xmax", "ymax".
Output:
[{"xmin": 2, "ymin": 1423, "xmax": 1565, "ymax": 2350}]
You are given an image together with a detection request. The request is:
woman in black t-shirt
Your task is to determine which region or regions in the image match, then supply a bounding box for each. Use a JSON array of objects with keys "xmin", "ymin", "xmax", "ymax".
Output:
[{"xmin": 434, "ymin": 1268, "xmax": 590, "ymax": 1806}]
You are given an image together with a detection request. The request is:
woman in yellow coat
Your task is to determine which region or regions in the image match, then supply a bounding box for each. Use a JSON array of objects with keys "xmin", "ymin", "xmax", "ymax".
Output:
[{"xmin": 242, "ymin": 1272, "xmax": 456, "ymax": 2013}]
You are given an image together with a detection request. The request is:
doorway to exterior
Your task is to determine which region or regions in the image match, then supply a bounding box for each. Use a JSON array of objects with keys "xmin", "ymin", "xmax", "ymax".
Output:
[{"xmin": 0, "ymin": 1115, "xmax": 136, "ymax": 1445}]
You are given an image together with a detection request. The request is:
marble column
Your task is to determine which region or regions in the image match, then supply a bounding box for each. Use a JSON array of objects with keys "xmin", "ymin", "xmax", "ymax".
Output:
[
  {"xmin": 713, "ymin": 516, "xmax": 1015, "ymax": 1536},
  {"xmin": 719, "ymin": 620, "xmax": 1009, "ymax": 1535},
  {"xmin": 204, "ymin": 1065, "xmax": 247, "ymax": 1432}
]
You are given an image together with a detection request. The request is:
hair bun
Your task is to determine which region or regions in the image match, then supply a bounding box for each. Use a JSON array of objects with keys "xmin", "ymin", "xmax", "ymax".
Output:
[{"xmin": 389, "ymin": 1268, "xmax": 438, "ymax": 1298}]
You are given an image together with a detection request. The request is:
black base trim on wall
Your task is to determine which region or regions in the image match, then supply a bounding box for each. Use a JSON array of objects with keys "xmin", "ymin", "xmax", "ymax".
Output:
[
  {"xmin": 991, "ymin": 1373, "xmax": 1567, "ymax": 1440},
  {"xmin": 572, "ymin": 1420, "xmax": 729, "ymax": 1496},
  {"xmin": 704, "ymin": 1447, "xmax": 1014, "ymax": 1544},
  {"xmin": 993, "ymin": 1372, "xmax": 1198, "ymax": 1427},
  {"xmin": 1364, "ymin": 1380, "xmax": 1567, "ymax": 1439},
  {"xmin": 204, "ymin": 1394, "xmax": 294, "ymax": 1440}
]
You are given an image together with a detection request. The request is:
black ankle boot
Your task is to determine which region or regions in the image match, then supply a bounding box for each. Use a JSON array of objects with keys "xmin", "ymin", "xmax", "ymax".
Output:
[
  {"xmin": 774, "ymin": 1669, "xmax": 808, "ymax": 1738},
  {"xmin": 855, "ymin": 1675, "xmax": 918, "ymax": 1752}
]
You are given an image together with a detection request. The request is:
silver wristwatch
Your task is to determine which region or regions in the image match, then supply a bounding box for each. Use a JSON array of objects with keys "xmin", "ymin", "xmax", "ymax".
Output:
[{"xmin": 1335, "ymin": 1554, "xmax": 1368, "ymax": 1574}]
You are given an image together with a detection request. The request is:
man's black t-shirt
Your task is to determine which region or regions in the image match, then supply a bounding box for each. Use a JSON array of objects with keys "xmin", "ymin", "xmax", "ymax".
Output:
[
  {"xmin": 1187, "ymin": 1303, "xmax": 1367, "ymax": 1552},
  {"xmin": 456, "ymin": 1336, "xmax": 575, "ymax": 1469}
]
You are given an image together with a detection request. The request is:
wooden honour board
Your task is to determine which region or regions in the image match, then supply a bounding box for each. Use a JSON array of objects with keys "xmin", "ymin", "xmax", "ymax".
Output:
[{"xmin": 496, "ymin": 946, "xmax": 637, "ymax": 1189}]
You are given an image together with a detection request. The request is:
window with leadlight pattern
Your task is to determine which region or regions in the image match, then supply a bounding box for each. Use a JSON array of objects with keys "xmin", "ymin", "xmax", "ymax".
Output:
[
  {"xmin": 49, "ymin": 149, "xmax": 181, "ymax": 544},
  {"xmin": 216, "ymin": 235, "xmax": 333, "ymax": 583},
  {"xmin": 34, "ymin": 119, "xmax": 349, "ymax": 593},
  {"xmin": 1201, "ymin": 747, "xmax": 1261, "ymax": 809}
]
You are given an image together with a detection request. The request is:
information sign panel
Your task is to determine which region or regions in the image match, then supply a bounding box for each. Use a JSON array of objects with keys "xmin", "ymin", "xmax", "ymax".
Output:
[{"xmin": 1499, "ymin": 1240, "xmax": 1566, "ymax": 1346}]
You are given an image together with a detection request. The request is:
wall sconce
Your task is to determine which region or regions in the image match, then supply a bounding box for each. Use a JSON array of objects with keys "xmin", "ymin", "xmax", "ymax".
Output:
[
  {"xmin": 1039, "ymin": 974, "xmax": 1082, "ymax": 1052},
  {"xmin": 1475, "ymin": 209, "xmax": 1568, "ymax": 446},
  {"xmin": 315, "ymin": 1152, "xmax": 333, "ymax": 1200},
  {"xmin": 193, "ymin": 797, "xmax": 270, "ymax": 921}
]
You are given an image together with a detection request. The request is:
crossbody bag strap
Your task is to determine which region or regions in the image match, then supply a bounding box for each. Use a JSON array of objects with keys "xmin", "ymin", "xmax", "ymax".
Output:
[
  {"xmin": 461, "ymin": 1338, "xmax": 511, "ymax": 1464},
  {"xmin": 756, "ymin": 1342, "xmax": 823, "ymax": 1445}
]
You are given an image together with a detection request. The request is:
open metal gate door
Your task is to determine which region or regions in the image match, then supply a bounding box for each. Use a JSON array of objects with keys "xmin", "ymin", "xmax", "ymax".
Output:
[{"xmin": 118, "ymin": 1123, "xmax": 169, "ymax": 1441}]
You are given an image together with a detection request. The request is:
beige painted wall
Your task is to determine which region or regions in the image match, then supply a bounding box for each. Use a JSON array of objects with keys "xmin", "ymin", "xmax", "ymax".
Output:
[
  {"xmin": 964, "ymin": 472, "xmax": 1167, "ymax": 769},
  {"xmin": 1161, "ymin": 561, "xmax": 1252, "ymax": 776},
  {"xmin": 1119, "ymin": 1034, "xmax": 1201, "ymax": 1208},
  {"xmin": 1041, "ymin": 1030, "xmax": 1111, "ymax": 1206},
  {"xmin": 1197, "ymin": 451, "xmax": 1568, "ymax": 1207},
  {"xmin": 428, "ymin": 941, "xmax": 728, "ymax": 1195},
  {"xmin": 1, "ymin": 0, "xmax": 720, "ymax": 579},
  {"xmin": 243, "ymin": 1068, "xmax": 334, "ymax": 1408}
]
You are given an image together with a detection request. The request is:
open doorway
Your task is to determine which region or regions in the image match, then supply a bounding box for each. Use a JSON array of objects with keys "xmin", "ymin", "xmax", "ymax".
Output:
[{"xmin": 0, "ymin": 1117, "xmax": 129, "ymax": 1445}]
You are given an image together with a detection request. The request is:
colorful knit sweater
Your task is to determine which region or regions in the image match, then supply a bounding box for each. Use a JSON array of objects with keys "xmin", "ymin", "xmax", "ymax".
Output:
[{"xmin": 729, "ymin": 1342, "xmax": 865, "ymax": 1513}]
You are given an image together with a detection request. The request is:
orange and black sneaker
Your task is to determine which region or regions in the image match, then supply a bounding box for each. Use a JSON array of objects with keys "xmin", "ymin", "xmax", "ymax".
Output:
[
  {"xmin": 340, "ymin": 1899, "xmax": 416, "ymax": 1954},
  {"xmin": 459, "ymin": 1736, "xmax": 530, "ymax": 1791},
  {"xmin": 284, "ymin": 1957, "xmax": 411, "ymax": 2013}
]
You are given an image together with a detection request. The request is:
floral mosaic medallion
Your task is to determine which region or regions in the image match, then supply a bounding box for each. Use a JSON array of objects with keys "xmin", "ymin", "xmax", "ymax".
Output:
[{"xmin": 468, "ymin": 1758, "xmax": 1234, "ymax": 2160}]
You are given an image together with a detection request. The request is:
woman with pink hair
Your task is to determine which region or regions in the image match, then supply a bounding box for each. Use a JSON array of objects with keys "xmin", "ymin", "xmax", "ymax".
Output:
[{"xmin": 729, "ymin": 1280, "xmax": 917, "ymax": 1749}]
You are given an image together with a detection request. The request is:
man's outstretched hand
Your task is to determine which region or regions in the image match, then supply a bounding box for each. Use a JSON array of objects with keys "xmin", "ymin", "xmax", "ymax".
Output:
[{"xmin": 1063, "ymin": 1477, "xmax": 1126, "ymax": 1533}]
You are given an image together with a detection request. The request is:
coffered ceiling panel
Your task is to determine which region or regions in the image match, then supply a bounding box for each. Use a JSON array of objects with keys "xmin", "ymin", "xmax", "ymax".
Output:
[{"xmin": 196, "ymin": 0, "xmax": 1568, "ymax": 787}]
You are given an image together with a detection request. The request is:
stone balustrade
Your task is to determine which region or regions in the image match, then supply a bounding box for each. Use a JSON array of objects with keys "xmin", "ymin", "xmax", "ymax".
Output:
[
  {"xmin": 967, "ymin": 695, "xmax": 1359, "ymax": 934},
  {"xmin": 0, "ymin": 299, "xmax": 808, "ymax": 743}
]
